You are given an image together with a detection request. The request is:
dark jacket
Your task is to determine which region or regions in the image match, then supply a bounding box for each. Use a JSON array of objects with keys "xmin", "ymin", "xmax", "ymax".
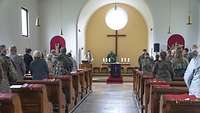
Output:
[{"xmin": 30, "ymin": 59, "xmax": 49, "ymax": 80}]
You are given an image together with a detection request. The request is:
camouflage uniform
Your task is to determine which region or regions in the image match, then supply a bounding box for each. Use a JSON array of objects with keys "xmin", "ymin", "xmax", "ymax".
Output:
[
  {"xmin": 153, "ymin": 60, "xmax": 174, "ymax": 81},
  {"xmin": 172, "ymin": 57, "xmax": 188, "ymax": 78},
  {"xmin": 0, "ymin": 59, "xmax": 11, "ymax": 92},
  {"xmin": 53, "ymin": 53, "xmax": 73, "ymax": 75},
  {"xmin": 141, "ymin": 57, "xmax": 153, "ymax": 74},
  {"xmin": 0, "ymin": 55, "xmax": 17, "ymax": 83}
]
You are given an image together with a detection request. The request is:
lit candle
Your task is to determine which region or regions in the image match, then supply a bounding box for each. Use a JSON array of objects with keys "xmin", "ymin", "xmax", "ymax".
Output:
[
  {"xmin": 121, "ymin": 58, "xmax": 123, "ymax": 63},
  {"xmin": 105, "ymin": 58, "xmax": 108, "ymax": 63},
  {"xmin": 124, "ymin": 58, "xmax": 127, "ymax": 62},
  {"xmin": 103, "ymin": 58, "xmax": 105, "ymax": 63},
  {"xmin": 127, "ymin": 58, "xmax": 130, "ymax": 63},
  {"xmin": 108, "ymin": 58, "xmax": 111, "ymax": 63}
]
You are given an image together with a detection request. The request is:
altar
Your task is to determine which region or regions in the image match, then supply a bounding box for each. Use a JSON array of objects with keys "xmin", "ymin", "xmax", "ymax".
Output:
[{"xmin": 102, "ymin": 63, "xmax": 131, "ymax": 77}]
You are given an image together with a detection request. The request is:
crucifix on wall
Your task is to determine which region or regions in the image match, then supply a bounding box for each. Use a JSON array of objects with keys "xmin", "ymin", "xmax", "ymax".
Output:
[{"xmin": 107, "ymin": 30, "xmax": 126, "ymax": 56}]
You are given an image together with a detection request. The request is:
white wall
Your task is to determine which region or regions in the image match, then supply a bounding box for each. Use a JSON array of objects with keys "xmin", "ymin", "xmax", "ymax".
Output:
[
  {"xmin": 0, "ymin": 0, "xmax": 40, "ymax": 54},
  {"xmin": 39, "ymin": 0, "xmax": 87, "ymax": 57},
  {"xmin": 145, "ymin": 0, "xmax": 199, "ymax": 51}
]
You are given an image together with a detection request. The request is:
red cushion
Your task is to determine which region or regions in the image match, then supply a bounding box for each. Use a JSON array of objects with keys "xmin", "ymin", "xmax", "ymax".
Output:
[
  {"xmin": 150, "ymin": 79, "xmax": 169, "ymax": 85},
  {"xmin": 0, "ymin": 93, "xmax": 17, "ymax": 103},
  {"xmin": 163, "ymin": 94, "xmax": 197, "ymax": 101},
  {"xmin": 152, "ymin": 84, "xmax": 171, "ymax": 88}
]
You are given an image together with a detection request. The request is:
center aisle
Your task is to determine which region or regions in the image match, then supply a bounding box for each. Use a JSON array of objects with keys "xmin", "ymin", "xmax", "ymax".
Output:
[{"xmin": 73, "ymin": 83, "xmax": 139, "ymax": 113}]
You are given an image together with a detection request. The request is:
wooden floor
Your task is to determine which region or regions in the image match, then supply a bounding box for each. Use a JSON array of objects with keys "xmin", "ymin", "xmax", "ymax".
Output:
[{"xmin": 73, "ymin": 83, "xmax": 139, "ymax": 113}]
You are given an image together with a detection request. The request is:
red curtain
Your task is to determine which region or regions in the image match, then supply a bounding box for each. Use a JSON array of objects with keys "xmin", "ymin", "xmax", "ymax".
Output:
[
  {"xmin": 50, "ymin": 35, "xmax": 66, "ymax": 50},
  {"xmin": 167, "ymin": 34, "xmax": 185, "ymax": 49}
]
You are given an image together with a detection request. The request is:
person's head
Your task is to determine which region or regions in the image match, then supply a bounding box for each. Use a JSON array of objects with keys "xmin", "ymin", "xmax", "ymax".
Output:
[
  {"xmin": 10, "ymin": 45, "xmax": 17, "ymax": 55},
  {"xmin": 175, "ymin": 47, "xmax": 183, "ymax": 58},
  {"xmin": 160, "ymin": 51, "xmax": 167, "ymax": 60},
  {"xmin": 87, "ymin": 50, "xmax": 91, "ymax": 53},
  {"xmin": 142, "ymin": 49, "xmax": 147, "ymax": 54},
  {"xmin": 192, "ymin": 44, "xmax": 198, "ymax": 50},
  {"xmin": 155, "ymin": 54, "xmax": 159, "ymax": 60},
  {"xmin": 0, "ymin": 45, "xmax": 7, "ymax": 56},
  {"xmin": 183, "ymin": 48, "xmax": 189, "ymax": 55},
  {"xmin": 60, "ymin": 48, "xmax": 66, "ymax": 54},
  {"xmin": 67, "ymin": 52, "xmax": 72, "ymax": 57},
  {"xmin": 25, "ymin": 48, "xmax": 32, "ymax": 54},
  {"xmin": 144, "ymin": 53, "xmax": 149, "ymax": 58},
  {"xmin": 33, "ymin": 50, "xmax": 42, "ymax": 60}
]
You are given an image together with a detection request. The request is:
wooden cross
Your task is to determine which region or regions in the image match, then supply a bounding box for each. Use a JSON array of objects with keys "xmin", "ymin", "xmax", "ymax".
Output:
[{"xmin": 107, "ymin": 30, "xmax": 126, "ymax": 56}]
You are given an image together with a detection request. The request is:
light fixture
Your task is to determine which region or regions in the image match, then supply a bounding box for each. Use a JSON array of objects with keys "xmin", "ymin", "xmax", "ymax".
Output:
[
  {"xmin": 35, "ymin": 17, "xmax": 40, "ymax": 27},
  {"xmin": 187, "ymin": 0, "xmax": 192, "ymax": 25},
  {"xmin": 105, "ymin": 1, "xmax": 128, "ymax": 30},
  {"xmin": 168, "ymin": 0, "xmax": 172, "ymax": 34},
  {"xmin": 59, "ymin": 0, "xmax": 63, "ymax": 35}
]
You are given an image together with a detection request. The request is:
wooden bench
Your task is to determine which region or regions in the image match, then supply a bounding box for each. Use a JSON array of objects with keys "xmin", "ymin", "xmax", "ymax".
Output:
[
  {"xmin": 149, "ymin": 85, "xmax": 188, "ymax": 113},
  {"xmin": 49, "ymin": 75, "xmax": 76, "ymax": 112},
  {"xmin": 160, "ymin": 94, "xmax": 200, "ymax": 113},
  {"xmin": 16, "ymin": 79, "xmax": 65, "ymax": 113},
  {"xmin": 11, "ymin": 84, "xmax": 53, "ymax": 113},
  {"xmin": 77, "ymin": 69, "xmax": 87, "ymax": 97},
  {"xmin": 0, "ymin": 93, "xmax": 23, "ymax": 113}
]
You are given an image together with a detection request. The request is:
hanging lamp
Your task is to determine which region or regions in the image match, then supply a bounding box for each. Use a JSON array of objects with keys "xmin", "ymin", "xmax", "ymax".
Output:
[
  {"xmin": 168, "ymin": 0, "xmax": 172, "ymax": 34},
  {"xmin": 187, "ymin": 0, "xmax": 192, "ymax": 25}
]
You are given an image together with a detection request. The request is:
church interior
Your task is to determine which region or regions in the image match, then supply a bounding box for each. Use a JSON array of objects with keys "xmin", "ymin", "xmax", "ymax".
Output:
[{"xmin": 0, "ymin": 0, "xmax": 200, "ymax": 113}]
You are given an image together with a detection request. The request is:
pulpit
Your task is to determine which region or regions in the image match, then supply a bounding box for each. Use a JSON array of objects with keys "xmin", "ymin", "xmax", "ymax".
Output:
[{"xmin": 110, "ymin": 63, "xmax": 121, "ymax": 77}]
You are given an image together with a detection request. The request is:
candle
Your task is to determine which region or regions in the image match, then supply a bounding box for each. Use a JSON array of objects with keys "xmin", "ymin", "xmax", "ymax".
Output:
[
  {"xmin": 121, "ymin": 58, "xmax": 123, "ymax": 63},
  {"xmin": 103, "ymin": 58, "xmax": 105, "ymax": 63},
  {"xmin": 127, "ymin": 58, "xmax": 130, "ymax": 63},
  {"xmin": 124, "ymin": 58, "xmax": 127, "ymax": 62}
]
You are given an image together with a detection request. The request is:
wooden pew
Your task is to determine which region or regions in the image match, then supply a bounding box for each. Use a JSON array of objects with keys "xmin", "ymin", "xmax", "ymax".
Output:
[
  {"xmin": 143, "ymin": 80, "xmax": 186, "ymax": 113},
  {"xmin": 77, "ymin": 69, "xmax": 87, "ymax": 97},
  {"xmin": 138, "ymin": 73, "xmax": 154, "ymax": 111},
  {"xmin": 149, "ymin": 85, "xmax": 188, "ymax": 113},
  {"xmin": 160, "ymin": 94, "xmax": 200, "ymax": 113},
  {"xmin": 16, "ymin": 79, "xmax": 65, "ymax": 113},
  {"xmin": 0, "ymin": 93, "xmax": 23, "ymax": 113},
  {"xmin": 70, "ymin": 72, "xmax": 82, "ymax": 105},
  {"xmin": 143, "ymin": 79, "xmax": 169, "ymax": 113},
  {"xmin": 49, "ymin": 75, "xmax": 76, "ymax": 112},
  {"xmin": 11, "ymin": 84, "xmax": 53, "ymax": 113}
]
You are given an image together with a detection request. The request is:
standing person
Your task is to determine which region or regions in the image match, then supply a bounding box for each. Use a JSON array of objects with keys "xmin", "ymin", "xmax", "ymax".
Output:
[
  {"xmin": 138, "ymin": 49, "xmax": 148, "ymax": 71},
  {"xmin": 0, "ymin": 45, "xmax": 17, "ymax": 83},
  {"xmin": 184, "ymin": 55, "xmax": 200, "ymax": 98},
  {"xmin": 85, "ymin": 50, "xmax": 93, "ymax": 64},
  {"xmin": 30, "ymin": 50, "xmax": 49, "ymax": 80},
  {"xmin": 153, "ymin": 51, "xmax": 174, "ymax": 81},
  {"xmin": 154, "ymin": 54, "xmax": 160, "ymax": 64},
  {"xmin": 67, "ymin": 52, "xmax": 77, "ymax": 72},
  {"xmin": 0, "ymin": 58, "xmax": 11, "ymax": 92},
  {"xmin": 9, "ymin": 46, "xmax": 26, "ymax": 80},
  {"xmin": 188, "ymin": 44, "xmax": 198, "ymax": 62},
  {"xmin": 141, "ymin": 53, "xmax": 153, "ymax": 74},
  {"xmin": 54, "ymin": 48, "xmax": 73, "ymax": 75},
  {"xmin": 183, "ymin": 48, "xmax": 189, "ymax": 61},
  {"xmin": 172, "ymin": 47, "xmax": 189, "ymax": 79},
  {"xmin": 24, "ymin": 48, "xmax": 33, "ymax": 74}
]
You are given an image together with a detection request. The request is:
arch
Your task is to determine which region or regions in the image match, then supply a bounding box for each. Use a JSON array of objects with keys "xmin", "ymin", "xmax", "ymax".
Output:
[
  {"xmin": 50, "ymin": 35, "xmax": 66, "ymax": 51},
  {"xmin": 77, "ymin": 0, "xmax": 154, "ymax": 56},
  {"xmin": 167, "ymin": 34, "xmax": 185, "ymax": 50}
]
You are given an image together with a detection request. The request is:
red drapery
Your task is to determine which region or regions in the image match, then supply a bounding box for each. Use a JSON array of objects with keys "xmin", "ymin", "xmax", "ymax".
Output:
[
  {"xmin": 167, "ymin": 34, "xmax": 185, "ymax": 49},
  {"xmin": 50, "ymin": 35, "xmax": 66, "ymax": 51}
]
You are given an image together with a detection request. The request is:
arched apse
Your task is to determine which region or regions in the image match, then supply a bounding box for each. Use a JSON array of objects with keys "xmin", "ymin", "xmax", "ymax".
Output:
[{"xmin": 76, "ymin": 0, "xmax": 154, "ymax": 62}]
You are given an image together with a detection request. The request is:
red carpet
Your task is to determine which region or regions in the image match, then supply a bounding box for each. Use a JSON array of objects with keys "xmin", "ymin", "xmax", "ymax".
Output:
[{"xmin": 106, "ymin": 75, "xmax": 123, "ymax": 84}]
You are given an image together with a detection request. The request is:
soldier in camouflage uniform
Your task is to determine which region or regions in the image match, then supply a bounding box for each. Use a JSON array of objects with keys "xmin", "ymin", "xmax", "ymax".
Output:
[
  {"xmin": 141, "ymin": 53, "xmax": 153, "ymax": 74},
  {"xmin": 171, "ymin": 47, "xmax": 189, "ymax": 79},
  {"xmin": 0, "ymin": 58, "xmax": 11, "ymax": 92},
  {"xmin": 138, "ymin": 49, "xmax": 148, "ymax": 71},
  {"xmin": 153, "ymin": 51, "xmax": 174, "ymax": 81},
  {"xmin": 0, "ymin": 45, "xmax": 17, "ymax": 92},
  {"xmin": 53, "ymin": 48, "xmax": 73, "ymax": 75}
]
